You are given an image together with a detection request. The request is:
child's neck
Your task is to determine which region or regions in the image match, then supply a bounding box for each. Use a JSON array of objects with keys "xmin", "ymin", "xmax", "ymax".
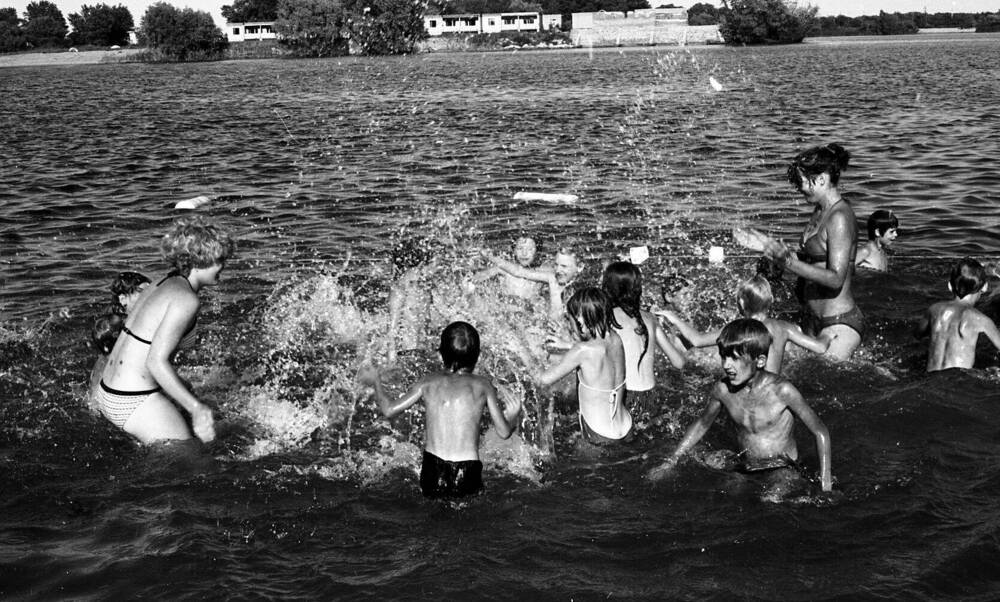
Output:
[{"xmin": 955, "ymin": 293, "xmax": 980, "ymax": 306}]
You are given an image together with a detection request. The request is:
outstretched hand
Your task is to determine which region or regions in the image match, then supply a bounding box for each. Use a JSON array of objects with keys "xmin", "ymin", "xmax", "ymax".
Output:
[
  {"xmin": 191, "ymin": 404, "xmax": 216, "ymax": 444},
  {"xmin": 498, "ymin": 385, "xmax": 524, "ymax": 423}
]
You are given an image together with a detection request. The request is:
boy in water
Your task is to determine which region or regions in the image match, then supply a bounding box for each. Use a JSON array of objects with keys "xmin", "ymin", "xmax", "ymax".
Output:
[
  {"xmin": 855, "ymin": 209, "xmax": 899, "ymax": 271},
  {"xmin": 470, "ymin": 236, "xmax": 543, "ymax": 300},
  {"xmin": 656, "ymin": 275, "xmax": 829, "ymax": 375},
  {"xmin": 359, "ymin": 321, "xmax": 522, "ymax": 499},
  {"xmin": 647, "ymin": 318, "xmax": 833, "ymax": 493},
  {"xmin": 917, "ymin": 258, "xmax": 1000, "ymax": 372},
  {"xmin": 485, "ymin": 246, "xmax": 583, "ymax": 320}
]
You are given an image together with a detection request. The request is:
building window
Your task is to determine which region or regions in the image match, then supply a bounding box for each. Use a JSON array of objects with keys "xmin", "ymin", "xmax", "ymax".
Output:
[
  {"xmin": 429, "ymin": 19, "xmax": 436, "ymax": 27},
  {"xmin": 232, "ymin": 27, "xmax": 240, "ymax": 35}
]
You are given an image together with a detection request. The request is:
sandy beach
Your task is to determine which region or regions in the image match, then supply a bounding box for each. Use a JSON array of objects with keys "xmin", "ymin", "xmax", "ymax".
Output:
[{"xmin": 0, "ymin": 48, "xmax": 143, "ymax": 68}]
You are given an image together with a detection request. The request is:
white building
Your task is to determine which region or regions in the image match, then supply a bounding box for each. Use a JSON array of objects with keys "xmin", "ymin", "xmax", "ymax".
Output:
[
  {"xmin": 226, "ymin": 21, "xmax": 277, "ymax": 43},
  {"xmin": 423, "ymin": 12, "xmax": 562, "ymax": 36}
]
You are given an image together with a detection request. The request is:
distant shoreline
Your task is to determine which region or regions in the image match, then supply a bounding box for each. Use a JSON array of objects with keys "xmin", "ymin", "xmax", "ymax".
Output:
[{"xmin": 0, "ymin": 48, "xmax": 143, "ymax": 69}]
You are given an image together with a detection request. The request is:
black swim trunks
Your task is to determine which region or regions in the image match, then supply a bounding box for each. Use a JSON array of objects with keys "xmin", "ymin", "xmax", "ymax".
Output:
[{"xmin": 419, "ymin": 450, "xmax": 484, "ymax": 499}]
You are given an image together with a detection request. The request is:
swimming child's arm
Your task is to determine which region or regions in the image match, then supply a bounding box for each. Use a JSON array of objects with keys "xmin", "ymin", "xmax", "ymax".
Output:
[
  {"xmin": 358, "ymin": 367, "xmax": 424, "ymax": 419},
  {"xmin": 975, "ymin": 313, "xmax": 1000, "ymax": 355},
  {"xmin": 654, "ymin": 309, "xmax": 719, "ymax": 348},
  {"xmin": 647, "ymin": 394, "xmax": 722, "ymax": 481},
  {"xmin": 782, "ymin": 321, "xmax": 830, "ymax": 355},
  {"xmin": 470, "ymin": 266, "xmax": 503, "ymax": 283},
  {"xmin": 536, "ymin": 345, "xmax": 584, "ymax": 387},
  {"xmin": 488, "ymin": 384, "xmax": 523, "ymax": 439},
  {"xmin": 781, "ymin": 382, "xmax": 833, "ymax": 492},
  {"xmin": 486, "ymin": 254, "xmax": 554, "ymax": 284},
  {"xmin": 653, "ymin": 321, "xmax": 686, "ymax": 369}
]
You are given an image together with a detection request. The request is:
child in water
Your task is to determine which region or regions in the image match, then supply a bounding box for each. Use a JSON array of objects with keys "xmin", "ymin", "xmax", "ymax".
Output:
[
  {"xmin": 516, "ymin": 287, "xmax": 633, "ymax": 446},
  {"xmin": 855, "ymin": 209, "xmax": 899, "ymax": 272},
  {"xmin": 917, "ymin": 258, "xmax": 1000, "ymax": 372},
  {"xmin": 359, "ymin": 321, "xmax": 522, "ymax": 499},
  {"xmin": 470, "ymin": 236, "xmax": 543, "ymax": 300},
  {"xmin": 647, "ymin": 318, "xmax": 833, "ymax": 493},
  {"xmin": 656, "ymin": 275, "xmax": 829, "ymax": 375},
  {"xmin": 88, "ymin": 272, "xmax": 151, "ymax": 411}
]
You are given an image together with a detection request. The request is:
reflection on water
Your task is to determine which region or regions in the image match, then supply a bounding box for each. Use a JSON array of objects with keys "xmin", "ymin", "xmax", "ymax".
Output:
[{"xmin": 2, "ymin": 35, "xmax": 1000, "ymax": 599}]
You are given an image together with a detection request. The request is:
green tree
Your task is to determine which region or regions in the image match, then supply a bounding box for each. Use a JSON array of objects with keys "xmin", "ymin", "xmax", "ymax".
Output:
[
  {"xmin": 139, "ymin": 2, "xmax": 228, "ymax": 60},
  {"xmin": 977, "ymin": 11, "xmax": 1000, "ymax": 32},
  {"xmin": 273, "ymin": 0, "xmax": 349, "ymax": 57},
  {"xmin": 221, "ymin": 0, "xmax": 279, "ymax": 23},
  {"xmin": 0, "ymin": 6, "xmax": 27, "ymax": 51},
  {"xmin": 24, "ymin": 0, "xmax": 68, "ymax": 47},
  {"xmin": 344, "ymin": 0, "xmax": 426, "ymax": 55},
  {"xmin": 687, "ymin": 2, "xmax": 718, "ymax": 25},
  {"xmin": 68, "ymin": 3, "xmax": 134, "ymax": 46},
  {"xmin": 718, "ymin": 0, "xmax": 816, "ymax": 44}
]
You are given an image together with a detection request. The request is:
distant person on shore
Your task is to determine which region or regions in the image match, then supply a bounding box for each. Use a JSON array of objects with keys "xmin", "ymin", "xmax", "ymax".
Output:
[
  {"xmin": 469, "ymin": 236, "xmax": 543, "ymax": 300},
  {"xmin": 359, "ymin": 321, "xmax": 522, "ymax": 499},
  {"xmin": 916, "ymin": 258, "xmax": 1000, "ymax": 372},
  {"xmin": 855, "ymin": 209, "xmax": 899, "ymax": 272},
  {"xmin": 758, "ymin": 142, "xmax": 862, "ymax": 360},
  {"xmin": 601, "ymin": 261, "xmax": 685, "ymax": 417},
  {"xmin": 646, "ymin": 318, "xmax": 833, "ymax": 494},
  {"xmin": 97, "ymin": 216, "xmax": 235, "ymax": 444},
  {"xmin": 514, "ymin": 287, "xmax": 633, "ymax": 447},
  {"xmin": 656, "ymin": 275, "xmax": 829, "ymax": 375},
  {"xmin": 88, "ymin": 271, "xmax": 151, "ymax": 411}
]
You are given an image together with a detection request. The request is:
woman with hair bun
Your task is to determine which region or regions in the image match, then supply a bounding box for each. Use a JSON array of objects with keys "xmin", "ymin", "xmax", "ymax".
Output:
[
  {"xmin": 761, "ymin": 143, "xmax": 863, "ymax": 360},
  {"xmin": 97, "ymin": 216, "xmax": 235, "ymax": 444}
]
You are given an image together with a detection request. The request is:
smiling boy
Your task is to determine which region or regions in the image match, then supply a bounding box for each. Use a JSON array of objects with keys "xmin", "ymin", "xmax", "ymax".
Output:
[{"xmin": 646, "ymin": 318, "xmax": 833, "ymax": 492}]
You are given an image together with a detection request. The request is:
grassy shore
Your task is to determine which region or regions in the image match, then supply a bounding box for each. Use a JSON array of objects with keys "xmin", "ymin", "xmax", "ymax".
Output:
[{"xmin": 0, "ymin": 48, "xmax": 145, "ymax": 68}]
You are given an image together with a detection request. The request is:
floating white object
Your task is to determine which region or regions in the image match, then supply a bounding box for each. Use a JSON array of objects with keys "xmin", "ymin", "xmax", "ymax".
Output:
[
  {"xmin": 629, "ymin": 245, "xmax": 650, "ymax": 265},
  {"xmin": 732, "ymin": 226, "xmax": 770, "ymax": 252},
  {"xmin": 175, "ymin": 195, "xmax": 212, "ymax": 210},
  {"xmin": 512, "ymin": 191, "xmax": 580, "ymax": 204},
  {"xmin": 709, "ymin": 76, "xmax": 723, "ymax": 92},
  {"xmin": 708, "ymin": 246, "xmax": 725, "ymax": 264}
]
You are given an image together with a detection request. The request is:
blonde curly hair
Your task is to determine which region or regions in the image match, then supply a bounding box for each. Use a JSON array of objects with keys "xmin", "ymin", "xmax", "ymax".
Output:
[{"xmin": 160, "ymin": 216, "xmax": 236, "ymax": 276}]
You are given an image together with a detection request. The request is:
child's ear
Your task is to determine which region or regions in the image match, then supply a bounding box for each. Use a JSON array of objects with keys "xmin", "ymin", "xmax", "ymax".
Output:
[{"xmin": 755, "ymin": 355, "xmax": 767, "ymax": 369}]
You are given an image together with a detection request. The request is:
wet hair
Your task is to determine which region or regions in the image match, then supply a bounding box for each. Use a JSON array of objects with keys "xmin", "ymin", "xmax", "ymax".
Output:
[
  {"xmin": 950, "ymin": 258, "xmax": 986, "ymax": 299},
  {"xmin": 439, "ymin": 321, "xmax": 481, "ymax": 372},
  {"xmin": 737, "ymin": 275, "xmax": 774, "ymax": 317},
  {"xmin": 108, "ymin": 271, "xmax": 151, "ymax": 314},
  {"xmin": 601, "ymin": 261, "xmax": 647, "ymax": 368},
  {"xmin": 717, "ymin": 318, "xmax": 771, "ymax": 361},
  {"xmin": 566, "ymin": 287, "xmax": 613, "ymax": 340},
  {"xmin": 91, "ymin": 312, "xmax": 126, "ymax": 354},
  {"xmin": 160, "ymin": 216, "xmax": 235, "ymax": 277},
  {"xmin": 787, "ymin": 143, "xmax": 851, "ymax": 190},
  {"xmin": 867, "ymin": 210, "xmax": 899, "ymax": 240}
]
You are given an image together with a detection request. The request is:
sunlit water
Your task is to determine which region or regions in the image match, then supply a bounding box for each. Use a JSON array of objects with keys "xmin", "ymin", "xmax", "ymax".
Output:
[{"xmin": 2, "ymin": 35, "xmax": 1000, "ymax": 599}]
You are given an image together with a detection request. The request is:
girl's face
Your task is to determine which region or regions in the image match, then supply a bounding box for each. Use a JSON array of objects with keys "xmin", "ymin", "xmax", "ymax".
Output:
[{"xmin": 878, "ymin": 228, "xmax": 899, "ymax": 247}]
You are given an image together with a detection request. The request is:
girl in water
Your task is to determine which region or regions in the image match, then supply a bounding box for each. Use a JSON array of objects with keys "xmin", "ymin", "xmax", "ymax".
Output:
[
  {"xmin": 601, "ymin": 261, "xmax": 685, "ymax": 417},
  {"xmin": 97, "ymin": 216, "xmax": 235, "ymax": 444},
  {"xmin": 762, "ymin": 143, "xmax": 862, "ymax": 360},
  {"xmin": 521, "ymin": 287, "xmax": 633, "ymax": 445},
  {"xmin": 88, "ymin": 272, "xmax": 151, "ymax": 412}
]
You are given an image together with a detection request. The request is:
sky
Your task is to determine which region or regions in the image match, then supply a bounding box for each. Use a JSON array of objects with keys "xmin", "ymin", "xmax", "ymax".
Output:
[{"xmin": 6, "ymin": 0, "xmax": 999, "ymax": 29}]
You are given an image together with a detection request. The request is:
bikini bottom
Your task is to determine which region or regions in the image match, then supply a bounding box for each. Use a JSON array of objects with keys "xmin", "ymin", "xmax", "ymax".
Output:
[
  {"xmin": 579, "ymin": 413, "xmax": 635, "ymax": 446},
  {"xmin": 97, "ymin": 380, "xmax": 161, "ymax": 428},
  {"xmin": 803, "ymin": 305, "xmax": 866, "ymax": 340},
  {"xmin": 419, "ymin": 451, "xmax": 483, "ymax": 499}
]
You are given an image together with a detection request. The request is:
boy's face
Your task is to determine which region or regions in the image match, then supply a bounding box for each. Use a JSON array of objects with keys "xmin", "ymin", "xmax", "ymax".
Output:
[
  {"xmin": 720, "ymin": 352, "xmax": 763, "ymax": 387},
  {"xmin": 878, "ymin": 227, "xmax": 898, "ymax": 247},
  {"xmin": 554, "ymin": 253, "xmax": 579, "ymax": 285},
  {"xmin": 514, "ymin": 238, "xmax": 537, "ymax": 266}
]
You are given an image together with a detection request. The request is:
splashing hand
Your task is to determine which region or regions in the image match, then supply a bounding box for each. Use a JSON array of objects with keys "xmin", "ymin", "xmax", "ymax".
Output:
[
  {"xmin": 191, "ymin": 404, "xmax": 216, "ymax": 444},
  {"xmin": 498, "ymin": 385, "xmax": 524, "ymax": 424},
  {"xmin": 356, "ymin": 365, "xmax": 380, "ymax": 388},
  {"xmin": 646, "ymin": 457, "xmax": 678, "ymax": 482}
]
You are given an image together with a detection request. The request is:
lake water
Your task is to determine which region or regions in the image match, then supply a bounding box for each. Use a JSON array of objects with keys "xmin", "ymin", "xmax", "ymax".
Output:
[{"xmin": 2, "ymin": 35, "xmax": 1000, "ymax": 600}]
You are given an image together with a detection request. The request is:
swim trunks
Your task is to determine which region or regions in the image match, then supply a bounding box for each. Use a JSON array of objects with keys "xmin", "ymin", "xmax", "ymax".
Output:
[
  {"xmin": 803, "ymin": 305, "xmax": 866, "ymax": 340},
  {"xmin": 579, "ymin": 413, "xmax": 636, "ymax": 446},
  {"xmin": 419, "ymin": 450, "xmax": 483, "ymax": 499},
  {"xmin": 97, "ymin": 380, "xmax": 161, "ymax": 428},
  {"xmin": 736, "ymin": 454, "xmax": 799, "ymax": 475}
]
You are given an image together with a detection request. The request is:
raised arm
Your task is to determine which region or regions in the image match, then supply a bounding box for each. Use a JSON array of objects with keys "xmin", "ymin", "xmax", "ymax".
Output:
[
  {"xmin": 487, "ymin": 254, "xmax": 554, "ymax": 284},
  {"xmin": 535, "ymin": 344, "xmax": 584, "ymax": 387},
  {"xmin": 782, "ymin": 383, "xmax": 833, "ymax": 492},
  {"xmin": 146, "ymin": 294, "xmax": 214, "ymax": 442},
  {"xmin": 646, "ymin": 393, "xmax": 722, "ymax": 481},
  {"xmin": 655, "ymin": 309, "xmax": 720, "ymax": 349},
  {"xmin": 359, "ymin": 367, "xmax": 424, "ymax": 419},
  {"xmin": 469, "ymin": 266, "xmax": 503, "ymax": 283},
  {"xmin": 654, "ymin": 320, "xmax": 687, "ymax": 369},
  {"xmin": 488, "ymin": 384, "xmax": 523, "ymax": 439}
]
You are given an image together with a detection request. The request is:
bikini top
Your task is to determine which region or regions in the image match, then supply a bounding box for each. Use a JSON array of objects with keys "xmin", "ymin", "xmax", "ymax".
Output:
[
  {"xmin": 578, "ymin": 371, "xmax": 626, "ymax": 419},
  {"xmin": 122, "ymin": 272, "xmax": 198, "ymax": 347}
]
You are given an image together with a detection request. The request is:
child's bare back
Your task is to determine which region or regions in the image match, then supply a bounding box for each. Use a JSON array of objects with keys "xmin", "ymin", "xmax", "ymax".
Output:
[
  {"xmin": 418, "ymin": 371, "xmax": 500, "ymax": 461},
  {"xmin": 924, "ymin": 301, "xmax": 1000, "ymax": 371}
]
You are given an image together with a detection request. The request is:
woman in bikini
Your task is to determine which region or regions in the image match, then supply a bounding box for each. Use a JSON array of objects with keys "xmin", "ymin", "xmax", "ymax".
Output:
[
  {"xmin": 761, "ymin": 143, "xmax": 862, "ymax": 360},
  {"xmin": 97, "ymin": 216, "xmax": 235, "ymax": 444},
  {"xmin": 530, "ymin": 287, "xmax": 632, "ymax": 445}
]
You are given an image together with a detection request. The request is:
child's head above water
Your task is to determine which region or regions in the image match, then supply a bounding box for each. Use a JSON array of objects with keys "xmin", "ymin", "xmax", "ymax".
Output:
[
  {"xmin": 950, "ymin": 258, "xmax": 988, "ymax": 299},
  {"xmin": 109, "ymin": 271, "xmax": 151, "ymax": 314},
  {"xmin": 566, "ymin": 287, "xmax": 613, "ymax": 340},
  {"xmin": 717, "ymin": 318, "xmax": 772, "ymax": 361},
  {"xmin": 736, "ymin": 275, "xmax": 774, "ymax": 317},
  {"xmin": 601, "ymin": 261, "xmax": 642, "ymax": 307},
  {"xmin": 439, "ymin": 321, "xmax": 481, "ymax": 372},
  {"xmin": 866, "ymin": 209, "xmax": 899, "ymax": 241},
  {"xmin": 513, "ymin": 236, "xmax": 537, "ymax": 267},
  {"xmin": 786, "ymin": 142, "xmax": 850, "ymax": 191}
]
